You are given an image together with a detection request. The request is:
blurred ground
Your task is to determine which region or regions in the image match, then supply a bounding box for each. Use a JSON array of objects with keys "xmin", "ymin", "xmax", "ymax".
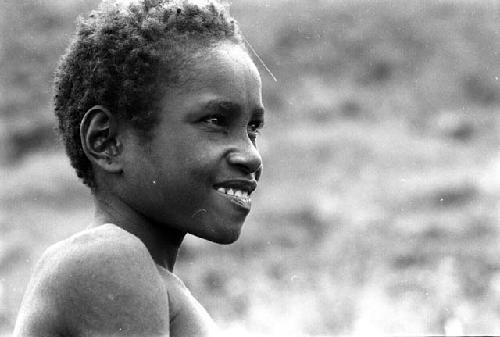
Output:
[{"xmin": 2, "ymin": 0, "xmax": 500, "ymax": 335}]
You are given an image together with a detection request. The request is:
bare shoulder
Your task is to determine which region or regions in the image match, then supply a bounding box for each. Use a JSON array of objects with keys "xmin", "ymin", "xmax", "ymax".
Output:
[
  {"xmin": 14, "ymin": 224, "xmax": 169, "ymax": 337},
  {"xmin": 38, "ymin": 223, "xmax": 160, "ymax": 283}
]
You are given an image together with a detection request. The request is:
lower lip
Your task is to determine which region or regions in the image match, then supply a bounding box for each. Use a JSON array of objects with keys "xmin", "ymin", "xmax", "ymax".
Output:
[{"xmin": 215, "ymin": 190, "xmax": 252, "ymax": 212}]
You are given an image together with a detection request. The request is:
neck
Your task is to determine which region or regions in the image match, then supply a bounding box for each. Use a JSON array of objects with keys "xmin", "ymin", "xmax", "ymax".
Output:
[{"xmin": 92, "ymin": 189, "xmax": 185, "ymax": 272}]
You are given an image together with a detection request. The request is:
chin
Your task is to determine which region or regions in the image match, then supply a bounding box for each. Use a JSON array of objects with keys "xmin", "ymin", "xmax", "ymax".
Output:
[
  {"xmin": 199, "ymin": 226, "xmax": 242, "ymax": 245},
  {"xmin": 188, "ymin": 211, "xmax": 246, "ymax": 244},
  {"xmin": 215, "ymin": 232, "xmax": 241, "ymax": 245}
]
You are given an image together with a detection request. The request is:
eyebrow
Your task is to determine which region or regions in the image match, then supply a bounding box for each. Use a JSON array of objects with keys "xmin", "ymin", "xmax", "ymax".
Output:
[
  {"xmin": 203, "ymin": 100, "xmax": 265, "ymax": 120},
  {"xmin": 205, "ymin": 100, "xmax": 241, "ymax": 115}
]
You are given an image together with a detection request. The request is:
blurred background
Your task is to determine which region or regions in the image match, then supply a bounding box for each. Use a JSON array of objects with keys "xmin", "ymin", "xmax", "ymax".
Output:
[{"xmin": 1, "ymin": 0, "xmax": 500, "ymax": 335}]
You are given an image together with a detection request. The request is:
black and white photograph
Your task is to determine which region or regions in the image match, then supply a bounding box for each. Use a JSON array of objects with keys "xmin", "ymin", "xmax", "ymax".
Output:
[{"xmin": 1, "ymin": 0, "xmax": 500, "ymax": 336}]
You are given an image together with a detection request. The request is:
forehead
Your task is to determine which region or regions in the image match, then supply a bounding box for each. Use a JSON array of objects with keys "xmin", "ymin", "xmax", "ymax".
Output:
[
  {"xmin": 194, "ymin": 43, "xmax": 261, "ymax": 86},
  {"xmin": 170, "ymin": 43, "xmax": 263, "ymax": 104}
]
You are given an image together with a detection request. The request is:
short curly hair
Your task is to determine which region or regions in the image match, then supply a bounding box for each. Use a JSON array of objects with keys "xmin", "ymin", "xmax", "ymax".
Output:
[{"xmin": 54, "ymin": 0, "xmax": 243, "ymax": 188}]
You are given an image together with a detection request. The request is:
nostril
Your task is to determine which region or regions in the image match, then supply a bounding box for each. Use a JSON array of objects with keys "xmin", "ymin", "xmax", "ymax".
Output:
[{"xmin": 227, "ymin": 149, "xmax": 262, "ymax": 175}]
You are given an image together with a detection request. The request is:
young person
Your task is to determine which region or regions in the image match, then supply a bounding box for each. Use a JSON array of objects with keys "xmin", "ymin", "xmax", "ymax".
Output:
[{"xmin": 13, "ymin": 1, "xmax": 264, "ymax": 336}]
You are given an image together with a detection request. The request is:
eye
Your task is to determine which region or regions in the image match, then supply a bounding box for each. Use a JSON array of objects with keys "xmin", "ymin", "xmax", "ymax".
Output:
[
  {"xmin": 247, "ymin": 120, "xmax": 264, "ymax": 140},
  {"xmin": 201, "ymin": 114, "xmax": 227, "ymax": 127}
]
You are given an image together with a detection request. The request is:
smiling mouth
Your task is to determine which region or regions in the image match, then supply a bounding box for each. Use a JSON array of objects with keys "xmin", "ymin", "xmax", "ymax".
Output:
[
  {"xmin": 213, "ymin": 181, "xmax": 256, "ymax": 211},
  {"xmin": 216, "ymin": 187, "xmax": 252, "ymax": 202}
]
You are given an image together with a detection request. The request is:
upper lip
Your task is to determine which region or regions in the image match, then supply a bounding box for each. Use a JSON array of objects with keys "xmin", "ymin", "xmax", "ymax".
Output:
[{"xmin": 213, "ymin": 179, "xmax": 258, "ymax": 195}]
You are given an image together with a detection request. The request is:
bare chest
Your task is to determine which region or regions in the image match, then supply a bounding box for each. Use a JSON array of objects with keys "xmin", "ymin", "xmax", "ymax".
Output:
[{"xmin": 159, "ymin": 269, "xmax": 219, "ymax": 337}]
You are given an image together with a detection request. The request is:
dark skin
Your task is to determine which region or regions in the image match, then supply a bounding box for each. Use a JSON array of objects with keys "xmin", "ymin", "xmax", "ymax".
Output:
[{"xmin": 14, "ymin": 43, "xmax": 264, "ymax": 337}]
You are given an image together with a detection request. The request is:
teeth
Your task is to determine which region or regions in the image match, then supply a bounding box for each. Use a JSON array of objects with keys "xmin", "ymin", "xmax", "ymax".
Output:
[{"xmin": 216, "ymin": 187, "xmax": 252, "ymax": 200}]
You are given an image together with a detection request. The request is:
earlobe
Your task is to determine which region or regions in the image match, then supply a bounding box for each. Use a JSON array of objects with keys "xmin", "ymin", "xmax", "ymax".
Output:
[{"xmin": 80, "ymin": 105, "xmax": 123, "ymax": 174}]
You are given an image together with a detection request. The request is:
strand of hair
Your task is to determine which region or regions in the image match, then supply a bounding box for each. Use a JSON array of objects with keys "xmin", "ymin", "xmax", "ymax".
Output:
[{"xmin": 241, "ymin": 33, "xmax": 277, "ymax": 83}]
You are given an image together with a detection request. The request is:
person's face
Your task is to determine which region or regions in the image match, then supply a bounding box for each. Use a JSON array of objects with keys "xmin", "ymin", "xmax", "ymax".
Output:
[{"xmin": 119, "ymin": 43, "xmax": 264, "ymax": 244}]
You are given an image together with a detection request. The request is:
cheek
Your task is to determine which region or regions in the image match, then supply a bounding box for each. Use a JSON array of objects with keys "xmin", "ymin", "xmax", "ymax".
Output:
[
  {"xmin": 125, "ymin": 161, "xmax": 162, "ymax": 205},
  {"xmin": 152, "ymin": 151, "xmax": 215, "ymax": 203},
  {"xmin": 134, "ymin": 136, "xmax": 225, "ymax": 212},
  {"xmin": 169, "ymin": 141, "xmax": 221, "ymax": 180}
]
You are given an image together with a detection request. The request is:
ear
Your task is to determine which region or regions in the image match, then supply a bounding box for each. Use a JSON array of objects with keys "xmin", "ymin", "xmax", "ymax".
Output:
[{"xmin": 80, "ymin": 105, "xmax": 123, "ymax": 174}]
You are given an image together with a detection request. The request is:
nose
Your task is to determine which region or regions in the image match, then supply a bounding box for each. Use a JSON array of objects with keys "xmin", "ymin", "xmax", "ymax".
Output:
[{"xmin": 227, "ymin": 140, "xmax": 263, "ymax": 181}]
